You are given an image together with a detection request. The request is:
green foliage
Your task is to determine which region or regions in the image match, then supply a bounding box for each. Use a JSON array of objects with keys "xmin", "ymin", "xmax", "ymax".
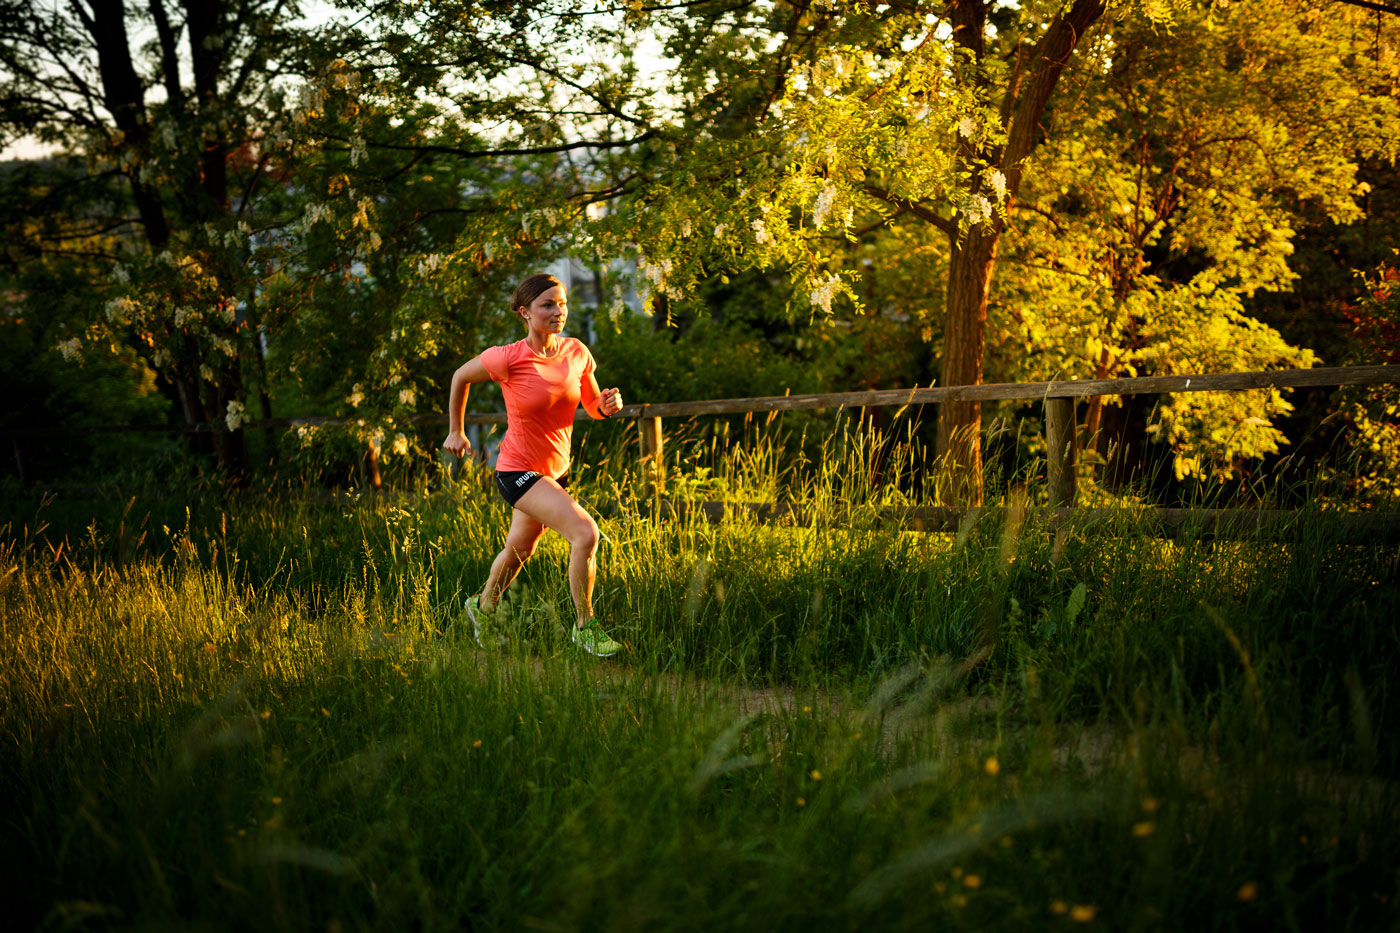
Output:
[
  {"xmin": 1322, "ymin": 258, "xmax": 1400, "ymax": 505},
  {"xmin": 0, "ymin": 159, "xmax": 171, "ymax": 480},
  {"xmin": 1, "ymin": 0, "xmax": 1397, "ymax": 492},
  {"xmin": 990, "ymin": 0, "xmax": 1400, "ymax": 478}
]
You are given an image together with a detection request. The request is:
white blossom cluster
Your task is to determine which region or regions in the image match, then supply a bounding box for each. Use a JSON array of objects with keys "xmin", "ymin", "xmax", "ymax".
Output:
[
  {"xmin": 398, "ymin": 387, "xmax": 416, "ymax": 407},
  {"xmin": 416, "ymin": 253, "xmax": 444, "ymax": 277},
  {"xmin": 958, "ymin": 116, "xmax": 977, "ymax": 139},
  {"xmin": 808, "ymin": 52, "xmax": 857, "ymax": 92},
  {"xmin": 225, "ymin": 400, "xmax": 247, "ymax": 432},
  {"xmin": 347, "ymin": 385, "xmax": 364, "ymax": 407},
  {"xmin": 104, "ymin": 296, "xmax": 138, "ymax": 324},
  {"xmin": 638, "ymin": 254, "xmax": 674, "ymax": 295},
  {"xmin": 752, "ymin": 217, "xmax": 773, "ymax": 247},
  {"xmin": 391, "ymin": 433, "xmax": 410, "ymax": 457},
  {"xmin": 812, "ymin": 183, "xmax": 837, "ymax": 228},
  {"xmin": 58, "ymin": 337, "xmax": 82, "ymax": 361},
  {"xmin": 297, "ymin": 83, "xmax": 326, "ymax": 121},
  {"xmin": 225, "ymin": 223, "xmax": 251, "ymax": 250},
  {"xmin": 985, "ymin": 168, "xmax": 1007, "ymax": 201},
  {"xmin": 963, "ymin": 194, "xmax": 994, "ymax": 226},
  {"xmin": 302, "ymin": 201, "xmax": 333, "ymax": 230},
  {"xmin": 809, "ymin": 273, "xmax": 842, "ymax": 314}
]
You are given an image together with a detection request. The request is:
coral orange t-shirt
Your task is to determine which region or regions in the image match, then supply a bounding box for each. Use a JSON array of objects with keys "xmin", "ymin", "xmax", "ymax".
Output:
[{"xmin": 480, "ymin": 338, "xmax": 596, "ymax": 477}]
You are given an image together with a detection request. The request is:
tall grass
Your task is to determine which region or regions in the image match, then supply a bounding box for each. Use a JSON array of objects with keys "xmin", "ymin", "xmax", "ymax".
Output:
[{"xmin": 1, "ymin": 428, "xmax": 1397, "ymax": 929}]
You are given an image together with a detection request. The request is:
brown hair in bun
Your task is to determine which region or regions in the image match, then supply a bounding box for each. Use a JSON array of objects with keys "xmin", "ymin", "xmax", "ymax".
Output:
[{"xmin": 511, "ymin": 273, "xmax": 564, "ymax": 322}]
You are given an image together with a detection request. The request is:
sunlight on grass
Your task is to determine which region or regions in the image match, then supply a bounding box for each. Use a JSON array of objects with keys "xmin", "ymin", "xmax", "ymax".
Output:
[{"xmin": 1, "ymin": 433, "xmax": 1397, "ymax": 929}]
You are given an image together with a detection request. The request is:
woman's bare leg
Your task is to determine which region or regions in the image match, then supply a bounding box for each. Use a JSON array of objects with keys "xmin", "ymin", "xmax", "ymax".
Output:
[
  {"xmin": 513, "ymin": 478, "xmax": 600, "ymax": 628},
  {"xmin": 480, "ymin": 508, "xmax": 545, "ymax": 611}
]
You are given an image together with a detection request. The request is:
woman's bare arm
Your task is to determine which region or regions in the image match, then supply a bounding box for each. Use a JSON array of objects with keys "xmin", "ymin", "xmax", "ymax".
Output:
[
  {"xmin": 443, "ymin": 356, "xmax": 491, "ymax": 455},
  {"xmin": 580, "ymin": 371, "xmax": 623, "ymax": 420}
]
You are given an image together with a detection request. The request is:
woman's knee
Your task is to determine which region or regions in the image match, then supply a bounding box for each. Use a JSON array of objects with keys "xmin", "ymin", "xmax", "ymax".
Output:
[
  {"xmin": 567, "ymin": 516, "xmax": 599, "ymax": 553},
  {"xmin": 505, "ymin": 535, "xmax": 541, "ymax": 562}
]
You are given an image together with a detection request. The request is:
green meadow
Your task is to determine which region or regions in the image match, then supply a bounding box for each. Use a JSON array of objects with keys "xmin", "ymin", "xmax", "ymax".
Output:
[{"xmin": 2, "ymin": 439, "xmax": 1397, "ymax": 930}]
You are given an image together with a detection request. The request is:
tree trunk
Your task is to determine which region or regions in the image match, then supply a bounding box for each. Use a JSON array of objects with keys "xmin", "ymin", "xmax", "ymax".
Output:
[
  {"xmin": 931, "ymin": 0, "xmax": 1106, "ymax": 506},
  {"xmin": 1082, "ymin": 342, "xmax": 1114, "ymax": 445},
  {"xmin": 937, "ymin": 230, "xmax": 997, "ymax": 505},
  {"xmin": 1097, "ymin": 393, "xmax": 1150, "ymax": 491},
  {"xmin": 88, "ymin": 0, "xmax": 172, "ymax": 248}
]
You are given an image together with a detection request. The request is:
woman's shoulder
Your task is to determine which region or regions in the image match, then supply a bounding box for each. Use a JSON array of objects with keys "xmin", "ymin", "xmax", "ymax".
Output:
[
  {"xmin": 479, "ymin": 339, "xmax": 526, "ymax": 381},
  {"xmin": 482, "ymin": 338, "xmax": 526, "ymax": 359}
]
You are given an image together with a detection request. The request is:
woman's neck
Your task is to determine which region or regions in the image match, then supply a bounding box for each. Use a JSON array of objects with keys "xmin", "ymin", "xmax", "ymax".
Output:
[{"xmin": 525, "ymin": 331, "xmax": 560, "ymax": 355}]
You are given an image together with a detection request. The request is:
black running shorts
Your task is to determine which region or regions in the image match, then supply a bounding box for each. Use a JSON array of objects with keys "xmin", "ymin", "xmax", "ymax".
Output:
[{"xmin": 496, "ymin": 470, "xmax": 570, "ymax": 507}]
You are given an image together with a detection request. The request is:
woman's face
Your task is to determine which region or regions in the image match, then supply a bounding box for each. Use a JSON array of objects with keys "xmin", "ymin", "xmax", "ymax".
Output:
[{"xmin": 519, "ymin": 285, "xmax": 567, "ymax": 335}]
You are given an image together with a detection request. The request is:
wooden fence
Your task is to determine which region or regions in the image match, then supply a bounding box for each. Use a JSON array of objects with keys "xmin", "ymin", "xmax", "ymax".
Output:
[
  {"xmin": 598, "ymin": 363, "xmax": 1400, "ymax": 506},
  {"xmin": 6, "ymin": 363, "xmax": 1400, "ymax": 539}
]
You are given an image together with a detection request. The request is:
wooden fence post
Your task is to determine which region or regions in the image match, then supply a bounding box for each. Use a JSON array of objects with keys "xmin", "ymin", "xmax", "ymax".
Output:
[
  {"xmin": 1045, "ymin": 397, "xmax": 1077, "ymax": 507},
  {"xmin": 638, "ymin": 415, "xmax": 664, "ymax": 498}
]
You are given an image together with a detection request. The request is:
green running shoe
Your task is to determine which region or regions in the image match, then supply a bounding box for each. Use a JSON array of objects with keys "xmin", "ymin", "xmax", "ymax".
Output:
[
  {"xmin": 571, "ymin": 620, "xmax": 623, "ymax": 657},
  {"xmin": 465, "ymin": 594, "xmax": 497, "ymax": 649}
]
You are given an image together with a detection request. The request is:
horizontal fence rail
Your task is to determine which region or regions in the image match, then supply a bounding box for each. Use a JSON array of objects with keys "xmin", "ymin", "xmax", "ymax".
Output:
[
  {"xmin": 3, "ymin": 364, "xmax": 1396, "ymax": 437},
  {"xmin": 608, "ymin": 363, "xmax": 1400, "ymax": 420}
]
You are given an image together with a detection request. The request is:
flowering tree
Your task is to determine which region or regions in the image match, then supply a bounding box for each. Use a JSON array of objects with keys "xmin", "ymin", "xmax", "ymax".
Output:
[
  {"xmin": 311, "ymin": 1, "xmax": 1115, "ymax": 501},
  {"xmin": 0, "ymin": 1, "xmax": 538, "ymax": 481},
  {"xmin": 0, "ymin": 0, "xmax": 332, "ymax": 481}
]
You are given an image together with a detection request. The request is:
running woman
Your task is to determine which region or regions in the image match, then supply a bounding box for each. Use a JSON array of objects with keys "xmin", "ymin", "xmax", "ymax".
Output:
[{"xmin": 442, "ymin": 273, "xmax": 626, "ymax": 656}]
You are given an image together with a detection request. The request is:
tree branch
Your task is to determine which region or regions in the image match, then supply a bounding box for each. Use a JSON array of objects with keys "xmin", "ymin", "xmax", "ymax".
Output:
[
  {"xmin": 1335, "ymin": 0, "xmax": 1400, "ymax": 15},
  {"xmin": 862, "ymin": 182, "xmax": 956, "ymax": 238},
  {"xmin": 229, "ymin": 0, "xmax": 288, "ymax": 103},
  {"xmin": 148, "ymin": 0, "xmax": 185, "ymax": 109},
  {"xmin": 491, "ymin": 54, "xmax": 649, "ymax": 127},
  {"xmin": 1000, "ymin": 0, "xmax": 1106, "ymax": 199},
  {"xmin": 320, "ymin": 129, "xmax": 657, "ymax": 160}
]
